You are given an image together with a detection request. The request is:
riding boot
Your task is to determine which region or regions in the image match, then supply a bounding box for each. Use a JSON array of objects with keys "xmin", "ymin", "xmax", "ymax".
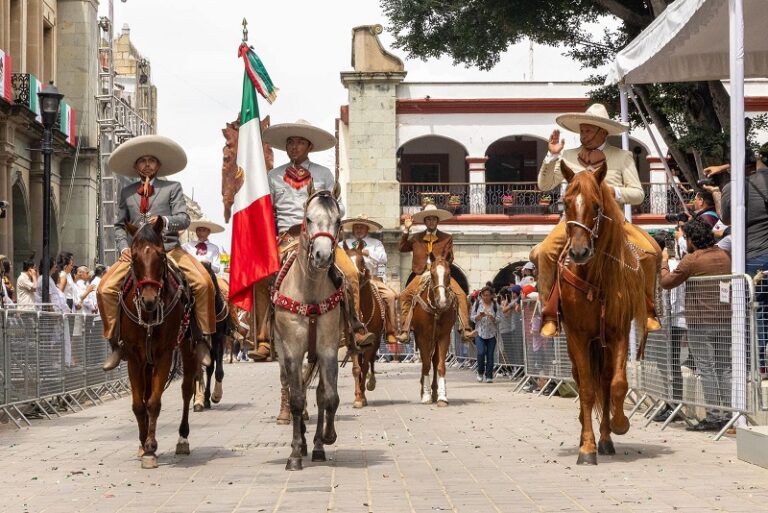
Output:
[
  {"xmin": 193, "ymin": 377, "xmax": 205, "ymax": 412},
  {"xmin": 195, "ymin": 335, "xmax": 212, "ymax": 367},
  {"xmin": 540, "ymin": 280, "xmax": 561, "ymax": 338},
  {"xmin": 102, "ymin": 334, "xmax": 124, "ymax": 372},
  {"xmin": 646, "ymin": 296, "xmax": 662, "ymax": 332},
  {"xmin": 396, "ymin": 280, "xmax": 417, "ymax": 343},
  {"xmin": 276, "ymin": 386, "xmax": 291, "ymax": 425}
]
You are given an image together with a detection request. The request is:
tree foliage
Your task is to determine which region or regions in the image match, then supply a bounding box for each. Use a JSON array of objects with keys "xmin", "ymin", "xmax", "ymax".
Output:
[{"xmin": 381, "ymin": 0, "xmax": 761, "ymax": 187}]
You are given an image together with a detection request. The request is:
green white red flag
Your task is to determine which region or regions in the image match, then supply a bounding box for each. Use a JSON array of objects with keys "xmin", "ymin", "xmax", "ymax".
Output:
[{"xmin": 228, "ymin": 44, "xmax": 280, "ymax": 310}]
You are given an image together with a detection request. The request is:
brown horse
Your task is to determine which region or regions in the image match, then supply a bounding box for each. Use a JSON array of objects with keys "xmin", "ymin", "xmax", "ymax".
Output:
[
  {"xmin": 411, "ymin": 254, "xmax": 458, "ymax": 406},
  {"xmin": 557, "ymin": 162, "xmax": 648, "ymax": 465},
  {"xmin": 122, "ymin": 219, "xmax": 198, "ymax": 469},
  {"xmin": 348, "ymin": 247, "xmax": 383, "ymax": 409}
]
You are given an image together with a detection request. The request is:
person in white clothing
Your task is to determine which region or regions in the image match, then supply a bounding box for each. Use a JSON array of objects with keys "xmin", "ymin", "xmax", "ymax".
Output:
[
  {"xmin": 82, "ymin": 265, "xmax": 106, "ymax": 314},
  {"xmin": 56, "ymin": 251, "xmax": 76, "ymax": 311},
  {"xmin": 16, "ymin": 260, "xmax": 38, "ymax": 309},
  {"xmin": 342, "ymin": 215, "xmax": 399, "ymax": 344},
  {"xmin": 73, "ymin": 266, "xmax": 97, "ymax": 313},
  {"xmin": 182, "ymin": 217, "xmax": 224, "ymax": 274}
]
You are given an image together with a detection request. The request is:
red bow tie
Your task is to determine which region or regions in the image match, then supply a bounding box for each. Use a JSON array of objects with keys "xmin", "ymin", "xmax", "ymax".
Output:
[
  {"xmin": 195, "ymin": 242, "xmax": 207, "ymax": 255},
  {"xmin": 137, "ymin": 182, "xmax": 155, "ymax": 214}
]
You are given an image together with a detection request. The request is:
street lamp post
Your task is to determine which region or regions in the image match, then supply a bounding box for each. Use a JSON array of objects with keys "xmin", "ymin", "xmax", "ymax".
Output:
[{"xmin": 38, "ymin": 81, "xmax": 64, "ymax": 304}]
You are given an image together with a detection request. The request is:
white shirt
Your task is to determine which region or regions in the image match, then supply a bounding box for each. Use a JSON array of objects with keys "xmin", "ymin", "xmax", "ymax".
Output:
[
  {"xmin": 182, "ymin": 239, "xmax": 222, "ymax": 274},
  {"xmin": 59, "ymin": 271, "xmax": 77, "ymax": 304},
  {"xmin": 36, "ymin": 276, "xmax": 69, "ymax": 313},
  {"xmin": 344, "ymin": 236, "xmax": 387, "ymax": 277},
  {"xmin": 544, "ymin": 142, "xmax": 624, "ymax": 202},
  {"xmin": 16, "ymin": 272, "xmax": 36, "ymax": 308},
  {"xmin": 83, "ymin": 276, "xmax": 100, "ymax": 313}
]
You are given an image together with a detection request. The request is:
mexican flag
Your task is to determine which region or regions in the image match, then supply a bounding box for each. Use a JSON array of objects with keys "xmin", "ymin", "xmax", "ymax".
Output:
[
  {"xmin": 60, "ymin": 101, "xmax": 76, "ymax": 146},
  {"xmin": 0, "ymin": 49, "xmax": 10, "ymax": 102},
  {"xmin": 228, "ymin": 44, "xmax": 280, "ymax": 311},
  {"xmin": 28, "ymin": 74, "xmax": 42, "ymax": 123}
]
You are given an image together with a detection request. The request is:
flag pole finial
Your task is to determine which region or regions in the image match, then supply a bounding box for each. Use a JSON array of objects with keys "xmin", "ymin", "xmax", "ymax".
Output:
[{"xmin": 242, "ymin": 18, "xmax": 248, "ymax": 43}]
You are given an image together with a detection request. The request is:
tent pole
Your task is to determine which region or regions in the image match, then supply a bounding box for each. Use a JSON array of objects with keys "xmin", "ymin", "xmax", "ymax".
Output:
[
  {"xmin": 729, "ymin": 0, "xmax": 747, "ymax": 426},
  {"xmin": 619, "ymin": 85, "xmax": 633, "ymax": 223}
]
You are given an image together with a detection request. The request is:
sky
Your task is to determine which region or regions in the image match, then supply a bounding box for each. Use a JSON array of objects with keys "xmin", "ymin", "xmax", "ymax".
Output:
[{"xmin": 100, "ymin": 0, "xmax": 592, "ymax": 251}]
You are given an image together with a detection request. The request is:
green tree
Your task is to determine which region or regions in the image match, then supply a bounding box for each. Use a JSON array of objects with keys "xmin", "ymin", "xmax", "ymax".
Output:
[{"xmin": 381, "ymin": 0, "xmax": 760, "ymax": 187}]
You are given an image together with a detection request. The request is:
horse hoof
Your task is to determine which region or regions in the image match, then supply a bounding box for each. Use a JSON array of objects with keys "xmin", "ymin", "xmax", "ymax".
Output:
[
  {"xmin": 285, "ymin": 457, "xmax": 303, "ymax": 471},
  {"xmin": 437, "ymin": 399, "xmax": 449, "ymax": 407},
  {"xmin": 322, "ymin": 432, "xmax": 337, "ymax": 445},
  {"xmin": 598, "ymin": 440, "xmax": 616, "ymax": 456},
  {"xmin": 420, "ymin": 394, "xmax": 432, "ymax": 404},
  {"xmin": 193, "ymin": 403, "xmax": 204, "ymax": 413},
  {"xmin": 576, "ymin": 452, "xmax": 598, "ymax": 465},
  {"xmin": 203, "ymin": 398, "xmax": 211, "ymax": 409},
  {"xmin": 366, "ymin": 377, "xmax": 376, "ymax": 391},
  {"xmin": 362, "ymin": 397, "xmax": 368, "ymax": 406},
  {"xmin": 175, "ymin": 442, "xmax": 190, "ymax": 455},
  {"xmin": 276, "ymin": 417, "xmax": 291, "ymax": 425},
  {"xmin": 312, "ymin": 450, "xmax": 326, "ymax": 462},
  {"xmin": 141, "ymin": 455, "xmax": 159, "ymax": 469},
  {"xmin": 353, "ymin": 400, "xmax": 364, "ymax": 409},
  {"xmin": 211, "ymin": 381, "xmax": 223, "ymax": 403},
  {"xmin": 611, "ymin": 417, "xmax": 630, "ymax": 435}
]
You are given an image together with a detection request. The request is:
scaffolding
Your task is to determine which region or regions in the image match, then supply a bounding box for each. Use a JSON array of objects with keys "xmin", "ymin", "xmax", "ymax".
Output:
[{"xmin": 95, "ymin": 3, "xmax": 153, "ymax": 265}]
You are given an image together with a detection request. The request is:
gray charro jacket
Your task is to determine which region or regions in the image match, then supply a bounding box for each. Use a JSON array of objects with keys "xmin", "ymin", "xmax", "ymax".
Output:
[{"xmin": 114, "ymin": 178, "xmax": 190, "ymax": 253}]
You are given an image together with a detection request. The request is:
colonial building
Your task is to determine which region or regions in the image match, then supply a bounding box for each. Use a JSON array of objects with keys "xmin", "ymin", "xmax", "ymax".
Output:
[{"xmin": 338, "ymin": 25, "xmax": 768, "ymax": 291}]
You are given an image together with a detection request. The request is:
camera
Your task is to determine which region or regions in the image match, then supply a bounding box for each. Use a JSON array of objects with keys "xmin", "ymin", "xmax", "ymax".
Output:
[
  {"xmin": 696, "ymin": 177, "xmax": 716, "ymax": 187},
  {"xmin": 665, "ymin": 212, "xmax": 689, "ymax": 223},
  {"xmin": 0, "ymin": 200, "xmax": 8, "ymax": 219}
]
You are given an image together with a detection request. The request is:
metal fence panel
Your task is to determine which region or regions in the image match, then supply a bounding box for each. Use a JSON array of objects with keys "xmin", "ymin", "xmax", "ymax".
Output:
[
  {"xmin": 5, "ymin": 309, "xmax": 40, "ymax": 404},
  {"xmin": 37, "ymin": 312, "xmax": 66, "ymax": 398}
]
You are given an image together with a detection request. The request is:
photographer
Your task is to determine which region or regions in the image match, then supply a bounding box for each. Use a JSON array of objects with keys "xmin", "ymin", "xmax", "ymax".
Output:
[{"xmin": 720, "ymin": 144, "xmax": 768, "ymax": 374}]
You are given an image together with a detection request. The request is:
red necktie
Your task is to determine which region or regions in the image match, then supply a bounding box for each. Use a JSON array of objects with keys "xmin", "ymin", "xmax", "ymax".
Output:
[
  {"xmin": 195, "ymin": 242, "xmax": 207, "ymax": 256},
  {"xmin": 137, "ymin": 182, "xmax": 155, "ymax": 214}
]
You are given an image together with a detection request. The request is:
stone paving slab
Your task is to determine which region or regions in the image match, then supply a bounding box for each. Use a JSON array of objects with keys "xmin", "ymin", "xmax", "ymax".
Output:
[{"xmin": 0, "ymin": 361, "xmax": 766, "ymax": 513}]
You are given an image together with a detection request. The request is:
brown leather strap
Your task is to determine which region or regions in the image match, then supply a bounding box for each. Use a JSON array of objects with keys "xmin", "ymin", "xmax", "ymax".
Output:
[{"xmin": 307, "ymin": 314, "xmax": 318, "ymax": 364}]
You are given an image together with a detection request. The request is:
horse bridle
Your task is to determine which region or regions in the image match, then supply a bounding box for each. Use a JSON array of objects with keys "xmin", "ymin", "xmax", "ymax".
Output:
[
  {"xmin": 301, "ymin": 190, "xmax": 341, "ymax": 268},
  {"xmin": 565, "ymin": 207, "xmax": 612, "ymax": 257},
  {"xmin": 129, "ymin": 253, "xmax": 170, "ymax": 328}
]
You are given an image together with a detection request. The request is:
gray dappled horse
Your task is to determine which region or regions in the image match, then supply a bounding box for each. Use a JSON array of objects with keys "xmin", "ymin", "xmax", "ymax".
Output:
[{"xmin": 272, "ymin": 189, "xmax": 345, "ymax": 471}]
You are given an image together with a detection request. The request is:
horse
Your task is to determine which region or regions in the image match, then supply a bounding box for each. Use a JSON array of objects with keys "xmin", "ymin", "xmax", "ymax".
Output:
[
  {"xmin": 410, "ymin": 253, "xmax": 458, "ymax": 406},
  {"xmin": 557, "ymin": 161, "xmax": 649, "ymax": 465},
  {"xmin": 194, "ymin": 268, "xmax": 230, "ymax": 411},
  {"xmin": 121, "ymin": 218, "xmax": 198, "ymax": 469},
  {"xmin": 272, "ymin": 189, "xmax": 345, "ymax": 471},
  {"xmin": 347, "ymin": 247, "xmax": 383, "ymax": 409}
]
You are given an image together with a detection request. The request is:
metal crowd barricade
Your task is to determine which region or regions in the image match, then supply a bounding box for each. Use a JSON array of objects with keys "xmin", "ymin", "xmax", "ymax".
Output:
[
  {"xmin": 496, "ymin": 319, "xmax": 525, "ymax": 379},
  {"xmin": 632, "ymin": 274, "xmax": 759, "ymax": 440},
  {"xmin": 0, "ymin": 308, "xmax": 130, "ymax": 428},
  {"xmin": 376, "ymin": 335, "xmax": 416, "ymax": 363}
]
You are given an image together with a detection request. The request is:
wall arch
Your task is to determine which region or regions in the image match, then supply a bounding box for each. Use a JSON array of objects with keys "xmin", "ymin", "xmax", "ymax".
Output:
[
  {"xmin": 397, "ymin": 135, "xmax": 469, "ymax": 183},
  {"xmin": 485, "ymin": 134, "xmax": 548, "ymax": 183}
]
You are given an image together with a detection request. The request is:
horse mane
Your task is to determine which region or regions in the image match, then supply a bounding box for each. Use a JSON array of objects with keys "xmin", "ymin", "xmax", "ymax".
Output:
[
  {"xmin": 567, "ymin": 173, "xmax": 646, "ymax": 330},
  {"xmin": 133, "ymin": 222, "xmax": 164, "ymax": 249}
]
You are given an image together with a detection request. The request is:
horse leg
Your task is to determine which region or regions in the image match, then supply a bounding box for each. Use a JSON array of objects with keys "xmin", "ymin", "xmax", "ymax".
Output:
[
  {"xmin": 431, "ymin": 345, "xmax": 439, "ymax": 403},
  {"xmin": 418, "ymin": 335, "xmax": 432, "ymax": 404},
  {"xmin": 598, "ymin": 350, "xmax": 615, "ymax": 456},
  {"xmin": 284, "ymin": 356, "xmax": 305, "ymax": 471},
  {"xmin": 277, "ymin": 361, "xmax": 291, "ymax": 425},
  {"xmin": 352, "ymin": 352, "xmax": 365, "ymax": 409},
  {"xmin": 609, "ymin": 337, "xmax": 630, "ymax": 436},
  {"xmin": 570, "ymin": 339, "xmax": 598, "ymax": 465},
  {"xmin": 142, "ymin": 354, "xmax": 173, "ymax": 469},
  {"xmin": 320, "ymin": 345, "xmax": 340, "ymax": 450},
  {"xmin": 312, "ymin": 377, "xmax": 326, "ymax": 462},
  {"xmin": 128, "ymin": 359, "xmax": 148, "ymax": 459},
  {"xmin": 193, "ymin": 369, "xmax": 205, "ymax": 412},
  {"xmin": 203, "ymin": 362, "xmax": 213, "ymax": 409},
  {"xmin": 211, "ymin": 335, "xmax": 224, "ymax": 404},
  {"xmin": 366, "ymin": 355, "xmax": 376, "ymax": 392},
  {"xmin": 176, "ymin": 346, "xmax": 196, "ymax": 456},
  {"xmin": 436, "ymin": 331, "xmax": 449, "ymax": 407}
]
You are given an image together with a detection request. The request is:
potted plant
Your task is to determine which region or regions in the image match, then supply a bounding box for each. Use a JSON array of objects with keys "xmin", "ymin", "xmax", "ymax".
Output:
[
  {"xmin": 538, "ymin": 194, "xmax": 552, "ymax": 206},
  {"xmin": 501, "ymin": 194, "xmax": 514, "ymax": 208},
  {"xmin": 447, "ymin": 194, "xmax": 462, "ymax": 207}
]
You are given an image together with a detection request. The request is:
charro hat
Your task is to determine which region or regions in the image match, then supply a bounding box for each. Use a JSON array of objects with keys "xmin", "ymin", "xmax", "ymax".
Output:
[
  {"xmin": 412, "ymin": 203, "xmax": 453, "ymax": 223},
  {"xmin": 108, "ymin": 135, "xmax": 187, "ymax": 177},
  {"xmin": 189, "ymin": 217, "xmax": 225, "ymax": 234},
  {"xmin": 556, "ymin": 103, "xmax": 628, "ymax": 136},
  {"xmin": 261, "ymin": 119, "xmax": 336, "ymax": 152},
  {"xmin": 341, "ymin": 214, "xmax": 382, "ymax": 233},
  {"xmin": 522, "ymin": 261, "xmax": 536, "ymax": 271}
]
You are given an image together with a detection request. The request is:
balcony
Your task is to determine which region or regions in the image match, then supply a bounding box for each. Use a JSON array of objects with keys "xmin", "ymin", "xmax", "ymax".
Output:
[{"xmin": 399, "ymin": 182, "xmax": 694, "ymax": 222}]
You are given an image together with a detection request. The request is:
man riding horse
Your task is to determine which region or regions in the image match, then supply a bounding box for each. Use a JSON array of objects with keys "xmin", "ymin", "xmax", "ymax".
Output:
[
  {"xmin": 531, "ymin": 103, "xmax": 661, "ymax": 337},
  {"xmin": 342, "ymin": 215, "xmax": 399, "ymax": 345},
  {"xmin": 97, "ymin": 135, "xmax": 216, "ymax": 371},
  {"xmin": 182, "ymin": 217, "xmax": 224, "ymax": 274},
  {"xmin": 397, "ymin": 203, "xmax": 475, "ymax": 343},
  {"xmin": 251, "ymin": 119, "xmax": 375, "ymax": 358}
]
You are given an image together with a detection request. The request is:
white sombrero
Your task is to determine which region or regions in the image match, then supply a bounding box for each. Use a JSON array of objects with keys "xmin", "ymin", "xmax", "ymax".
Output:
[
  {"xmin": 341, "ymin": 214, "xmax": 383, "ymax": 233},
  {"xmin": 261, "ymin": 119, "xmax": 336, "ymax": 152},
  {"xmin": 556, "ymin": 103, "xmax": 628, "ymax": 136},
  {"xmin": 412, "ymin": 203, "xmax": 453, "ymax": 223},
  {"xmin": 189, "ymin": 217, "xmax": 225, "ymax": 234},
  {"xmin": 108, "ymin": 135, "xmax": 187, "ymax": 177}
]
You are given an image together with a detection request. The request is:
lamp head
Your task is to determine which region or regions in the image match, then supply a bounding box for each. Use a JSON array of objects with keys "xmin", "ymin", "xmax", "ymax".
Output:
[{"xmin": 37, "ymin": 81, "xmax": 64, "ymax": 130}]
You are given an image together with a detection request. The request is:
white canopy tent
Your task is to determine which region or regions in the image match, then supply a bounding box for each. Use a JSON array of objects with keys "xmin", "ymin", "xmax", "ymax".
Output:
[{"xmin": 607, "ymin": 0, "xmax": 762, "ymax": 429}]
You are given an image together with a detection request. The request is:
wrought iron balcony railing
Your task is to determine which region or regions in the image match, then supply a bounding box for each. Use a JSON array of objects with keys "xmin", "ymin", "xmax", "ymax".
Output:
[{"xmin": 399, "ymin": 182, "xmax": 695, "ymax": 217}]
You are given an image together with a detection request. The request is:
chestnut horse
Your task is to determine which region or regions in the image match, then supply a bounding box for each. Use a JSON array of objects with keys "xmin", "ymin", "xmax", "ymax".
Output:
[
  {"xmin": 411, "ymin": 254, "xmax": 457, "ymax": 406},
  {"xmin": 122, "ymin": 219, "xmax": 198, "ymax": 469},
  {"xmin": 557, "ymin": 162, "xmax": 648, "ymax": 465},
  {"xmin": 348, "ymin": 247, "xmax": 383, "ymax": 409}
]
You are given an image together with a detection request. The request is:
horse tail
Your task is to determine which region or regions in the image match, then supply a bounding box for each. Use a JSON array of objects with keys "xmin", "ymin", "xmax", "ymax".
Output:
[
  {"xmin": 589, "ymin": 338, "xmax": 605, "ymax": 419},
  {"xmin": 164, "ymin": 348, "xmax": 182, "ymax": 391}
]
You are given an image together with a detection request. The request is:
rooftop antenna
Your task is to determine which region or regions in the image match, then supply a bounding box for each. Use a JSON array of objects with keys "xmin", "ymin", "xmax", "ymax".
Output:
[{"xmin": 242, "ymin": 18, "xmax": 248, "ymax": 43}]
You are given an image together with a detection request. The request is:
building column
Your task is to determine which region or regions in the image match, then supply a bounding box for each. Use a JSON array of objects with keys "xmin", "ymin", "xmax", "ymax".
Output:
[
  {"xmin": 647, "ymin": 156, "xmax": 668, "ymax": 215},
  {"xmin": 466, "ymin": 156, "xmax": 487, "ymax": 215}
]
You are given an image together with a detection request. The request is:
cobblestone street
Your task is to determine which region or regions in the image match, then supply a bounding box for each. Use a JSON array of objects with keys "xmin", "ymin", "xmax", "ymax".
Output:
[{"xmin": 1, "ymin": 361, "xmax": 767, "ymax": 513}]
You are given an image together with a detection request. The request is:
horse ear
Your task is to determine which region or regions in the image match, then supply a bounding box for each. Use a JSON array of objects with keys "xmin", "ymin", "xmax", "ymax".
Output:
[
  {"xmin": 593, "ymin": 161, "xmax": 608, "ymax": 185},
  {"xmin": 307, "ymin": 177, "xmax": 315, "ymax": 198},
  {"xmin": 560, "ymin": 160, "xmax": 576, "ymax": 183},
  {"xmin": 153, "ymin": 216, "xmax": 165, "ymax": 235},
  {"xmin": 332, "ymin": 181, "xmax": 341, "ymax": 201},
  {"xmin": 126, "ymin": 223, "xmax": 138, "ymax": 237}
]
